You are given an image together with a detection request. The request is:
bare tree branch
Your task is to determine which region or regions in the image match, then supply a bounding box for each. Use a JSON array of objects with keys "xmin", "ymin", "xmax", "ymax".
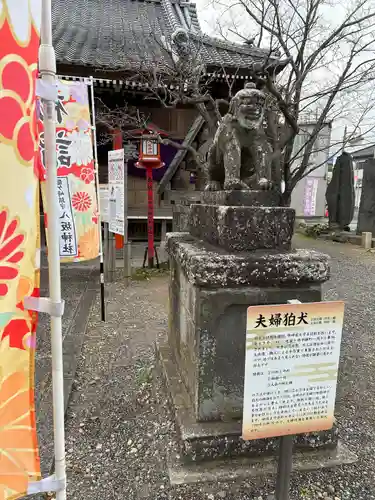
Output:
[
  {"xmin": 92, "ymin": 0, "xmax": 375, "ymax": 207},
  {"xmin": 214, "ymin": 0, "xmax": 375, "ymax": 204}
]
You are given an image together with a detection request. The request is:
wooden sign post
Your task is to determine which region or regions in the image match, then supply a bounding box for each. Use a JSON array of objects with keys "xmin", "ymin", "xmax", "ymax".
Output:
[{"xmin": 243, "ymin": 300, "xmax": 345, "ymax": 499}]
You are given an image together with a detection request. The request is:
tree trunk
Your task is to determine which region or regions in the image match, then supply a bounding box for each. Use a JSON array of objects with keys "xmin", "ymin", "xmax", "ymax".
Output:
[{"xmin": 281, "ymin": 188, "xmax": 292, "ymax": 207}]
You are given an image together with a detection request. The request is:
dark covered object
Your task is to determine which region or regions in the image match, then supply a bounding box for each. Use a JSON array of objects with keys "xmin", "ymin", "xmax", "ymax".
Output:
[
  {"xmin": 326, "ymin": 152, "xmax": 354, "ymax": 229},
  {"xmin": 358, "ymin": 158, "xmax": 375, "ymax": 235}
]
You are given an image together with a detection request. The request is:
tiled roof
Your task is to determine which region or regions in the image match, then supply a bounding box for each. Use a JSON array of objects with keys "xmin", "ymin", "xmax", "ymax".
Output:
[
  {"xmin": 351, "ymin": 144, "xmax": 375, "ymax": 159},
  {"xmin": 52, "ymin": 0, "xmax": 282, "ymax": 74}
]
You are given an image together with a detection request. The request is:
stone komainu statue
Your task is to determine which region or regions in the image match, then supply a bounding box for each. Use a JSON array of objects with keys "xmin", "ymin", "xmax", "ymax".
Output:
[{"xmin": 205, "ymin": 83, "xmax": 273, "ymax": 191}]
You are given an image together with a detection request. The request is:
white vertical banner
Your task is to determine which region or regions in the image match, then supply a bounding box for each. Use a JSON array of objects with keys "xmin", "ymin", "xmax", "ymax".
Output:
[
  {"xmin": 303, "ymin": 177, "xmax": 319, "ymax": 217},
  {"xmin": 108, "ymin": 149, "xmax": 125, "ymax": 235},
  {"xmin": 38, "ymin": 79, "xmax": 100, "ymax": 262}
]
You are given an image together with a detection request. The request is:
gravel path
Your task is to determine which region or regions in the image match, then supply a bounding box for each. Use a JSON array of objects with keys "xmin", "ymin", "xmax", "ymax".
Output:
[
  {"xmin": 35, "ymin": 259, "xmax": 96, "ymax": 476},
  {"xmin": 63, "ymin": 237, "xmax": 375, "ymax": 500}
]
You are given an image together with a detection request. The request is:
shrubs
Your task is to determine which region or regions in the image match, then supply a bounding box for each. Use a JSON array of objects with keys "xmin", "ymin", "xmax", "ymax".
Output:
[{"xmin": 305, "ymin": 223, "xmax": 329, "ymax": 238}]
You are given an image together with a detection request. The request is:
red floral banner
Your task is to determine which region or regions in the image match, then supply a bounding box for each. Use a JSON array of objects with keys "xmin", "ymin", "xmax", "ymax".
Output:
[
  {"xmin": 0, "ymin": 2, "xmax": 41, "ymax": 499},
  {"xmin": 38, "ymin": 80, "xmax": 99, "ymax": 262}
]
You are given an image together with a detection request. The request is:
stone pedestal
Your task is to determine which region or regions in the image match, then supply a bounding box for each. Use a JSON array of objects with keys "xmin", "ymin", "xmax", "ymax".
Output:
[
  {"xmin": 172, "ymin": 204, "xmax": 191, "ymax": 232},
  {"xmin": 157, "ymin": 191, "xmax": 349, "ymax": 473}
]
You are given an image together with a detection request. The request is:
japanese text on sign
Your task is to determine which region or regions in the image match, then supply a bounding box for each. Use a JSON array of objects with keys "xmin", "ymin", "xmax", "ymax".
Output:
[
  {"xmin": 39, "ymin": 129, "xmax": 73, "ymax": 170},
  {"xmin": 243, "ymin": 301, "xmax": 345, "ymax": 440},
  {"xmin": 255, "ymin": 311, "xmax": 308, "ymax": 328},
  {"xmin": 57, "ymin": 176, "xmax": 78, "ymax": 257},
  {"xmin": 108, "ymin": 149, "xmax": 125, "ymax": 235},
  {"xmin": 99, "ymin": 184, "xmax": 109, "ymax": 223}
]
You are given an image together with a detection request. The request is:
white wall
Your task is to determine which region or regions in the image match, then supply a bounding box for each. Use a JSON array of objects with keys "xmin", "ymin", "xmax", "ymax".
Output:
[
  {"xmin": 291, "ymin": 176, "xmax": 327, "ymax": 218},
  {"xmin": 290, "ymin": 122, "xmax": 332, "ymax": 217}
]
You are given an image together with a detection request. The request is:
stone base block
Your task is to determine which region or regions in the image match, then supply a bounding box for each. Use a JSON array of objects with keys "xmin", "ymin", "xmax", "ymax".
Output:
[
  {"xmin": 202, "ymin": 189, "xmax": 281, "ymax": 207},
  {"xmin": 167, "ymin": 443, "xmax": 356, "ymax": 485},
  {"xmin": 167, "ymin": 233, "xmax": 330, "ymax": 422},
  {"xmin": 157, "ymin": 341, "xmax": 347, "ymax": 466},
  {"xmin": 172, "ymin": 205, "xmax": 191, "ymax": 232},
  {"xmin": 189, "ymin": 204, "xmax": 295, "ymax": 251},
  {"xmin": 167, "ymin": 233, "xmax": 329, "ymax": 288}
]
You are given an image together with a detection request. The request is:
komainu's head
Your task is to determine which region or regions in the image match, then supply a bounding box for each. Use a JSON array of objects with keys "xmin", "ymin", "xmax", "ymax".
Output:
[{"xmin": 229, "ymin": 83, "xmax": 266, "ymax": 130}]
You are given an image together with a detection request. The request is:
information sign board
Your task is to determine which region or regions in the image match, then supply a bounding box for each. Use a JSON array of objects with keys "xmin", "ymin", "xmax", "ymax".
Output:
[{"xmin": 243, "ymin": 301, "xmax": 345, "ymax": 440}]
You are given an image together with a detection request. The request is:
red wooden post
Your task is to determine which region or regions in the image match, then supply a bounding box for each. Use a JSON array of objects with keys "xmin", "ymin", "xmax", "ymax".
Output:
[
  {"xmin": 135, "ymin": 131, "xmax": 164, "ymax": 268},
  {"xmin": 146, "ymin": 165, "xmax": 154, "ymax": 268}
]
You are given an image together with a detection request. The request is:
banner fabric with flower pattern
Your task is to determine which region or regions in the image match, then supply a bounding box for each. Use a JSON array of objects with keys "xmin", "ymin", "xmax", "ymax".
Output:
[
  {"xmin": 38, "ymin": 80, "xmax": 100, "ymax": 262},
  {"xmin": 0, "ymin": 1, "xmax": 42, "ymax": 499}
]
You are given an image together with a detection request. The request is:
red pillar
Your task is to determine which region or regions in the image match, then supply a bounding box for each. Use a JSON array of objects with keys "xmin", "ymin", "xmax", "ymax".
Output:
[
  {"xmin": 146, "ymin": 165, "xmax": 154, "ymax": 268},
  {"xmin": 113, "ymin": 129, "xmax": 124, "ymax": 250}
]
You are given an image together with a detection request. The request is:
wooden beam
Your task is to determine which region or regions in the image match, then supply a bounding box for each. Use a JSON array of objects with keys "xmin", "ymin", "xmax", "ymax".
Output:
[{"xmin": 157, "ymin": 115, "xmax": 205, "ymax": 195}]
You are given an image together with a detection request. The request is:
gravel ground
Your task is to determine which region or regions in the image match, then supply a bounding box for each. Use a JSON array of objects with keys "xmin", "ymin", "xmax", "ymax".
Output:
[
  {"xmin": 63, "ymin": 236, "xmax": 375, "ymax": 500},
  {"xmin": 35, "ymin": 258, "xmax": 96, "ymax": 475}
]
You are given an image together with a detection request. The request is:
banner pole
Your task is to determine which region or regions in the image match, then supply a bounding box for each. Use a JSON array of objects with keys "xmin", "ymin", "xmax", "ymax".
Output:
[
  {"xmin": 89, "ymin": 76, "xmax": 106, "ymax": 321},
  {"xmin": 39, "ymin": 1, "xmax": 67, "ymax": 499}
]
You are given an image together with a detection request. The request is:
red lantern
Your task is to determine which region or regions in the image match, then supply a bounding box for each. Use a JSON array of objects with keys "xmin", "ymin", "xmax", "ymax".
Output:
[{"xmin": 136, "ymin": 134, "xmax": 165, "ymax": 169}]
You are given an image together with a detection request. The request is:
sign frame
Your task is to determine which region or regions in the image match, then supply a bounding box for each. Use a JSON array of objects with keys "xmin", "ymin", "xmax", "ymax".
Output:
[{"xmin": 243, "ymin": 300, "xmax": 345, "ymax": 441}]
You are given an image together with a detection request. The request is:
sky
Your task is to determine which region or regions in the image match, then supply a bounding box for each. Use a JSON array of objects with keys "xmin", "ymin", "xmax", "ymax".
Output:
[
  {"xmin": 191, "ymin": 0, "xmax": 375, "ymax": 155},
  {"xmin": 192, "ymin": 0, "xmax": 215, "ymax": 34}
]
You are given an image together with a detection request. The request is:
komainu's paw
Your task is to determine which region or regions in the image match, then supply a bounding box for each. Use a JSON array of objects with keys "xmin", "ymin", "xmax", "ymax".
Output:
[
  {"xmin": 243, "ymin": 175, "xmax": 257, "ymax": 189},
  {"xmin": 204, "ymin": 181, "xmax": 222, "ymax": 191},
  {"xmin": 224, "ymin": 178, "xmax": 249, "ymax": 190},
  {"xmin": 258, "ymin": 178, "xmax": 273, "ymax": 190}
]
